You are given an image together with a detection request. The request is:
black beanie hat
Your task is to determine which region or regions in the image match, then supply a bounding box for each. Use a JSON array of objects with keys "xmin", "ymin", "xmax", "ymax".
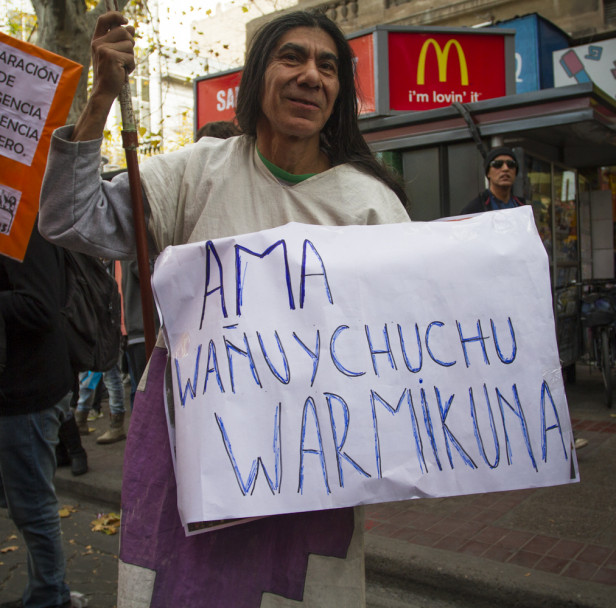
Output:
[{"xmin": 484, "ymin": 146, "xmax": 518, "ymax": 175}]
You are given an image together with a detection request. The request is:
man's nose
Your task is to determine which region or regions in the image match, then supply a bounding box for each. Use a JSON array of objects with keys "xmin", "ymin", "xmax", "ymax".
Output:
[{"xmin": 297, "ymin": 60, "xmax": 321, "ymax": 88}]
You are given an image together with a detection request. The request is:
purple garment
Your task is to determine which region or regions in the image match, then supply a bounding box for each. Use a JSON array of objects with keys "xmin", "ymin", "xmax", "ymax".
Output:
[{"xmin": 120, "ymin": 347, "xmax": 356, "ymax": 606}]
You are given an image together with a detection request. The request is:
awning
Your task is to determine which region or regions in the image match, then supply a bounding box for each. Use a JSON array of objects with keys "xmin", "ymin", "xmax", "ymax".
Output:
[{"xmin": 360, "ymin": 83, "xmax": 616, "ymax": 168}]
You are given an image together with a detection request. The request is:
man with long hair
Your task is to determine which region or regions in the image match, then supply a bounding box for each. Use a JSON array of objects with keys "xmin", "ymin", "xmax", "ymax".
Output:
[{"xmin": 39, "ymin": 9, "xmax": 410, "ymax": 606}]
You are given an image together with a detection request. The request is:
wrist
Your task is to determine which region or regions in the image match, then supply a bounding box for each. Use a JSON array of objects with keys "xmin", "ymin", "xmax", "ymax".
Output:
[{"xmin": 72, "ymin": 91, "xmax": 115, "ymax": 142}]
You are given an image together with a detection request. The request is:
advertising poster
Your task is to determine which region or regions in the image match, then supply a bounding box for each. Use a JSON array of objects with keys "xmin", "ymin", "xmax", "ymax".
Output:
[
  {"xmin": 553, "ymin": 39, "xmax": 616, "ymax": 101},
  {"xmin": 388, "ymin": 31, "xmax": 507, "ymax": 111},
  {"xmin": 0, "ymin": 32, "xmax": 81, "ymax": 261}
]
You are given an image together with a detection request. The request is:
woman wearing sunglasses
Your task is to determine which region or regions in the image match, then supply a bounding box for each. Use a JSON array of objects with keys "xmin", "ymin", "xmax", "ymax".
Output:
[{"xmin": 461, "ymin": 146, "xmax": 526, "ymax": 214}]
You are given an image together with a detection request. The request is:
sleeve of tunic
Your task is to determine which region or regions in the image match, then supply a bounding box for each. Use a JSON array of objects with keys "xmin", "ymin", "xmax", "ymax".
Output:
[{"xmin": 39, "ymin": 126, "xmax": 173, "ymax": 259}]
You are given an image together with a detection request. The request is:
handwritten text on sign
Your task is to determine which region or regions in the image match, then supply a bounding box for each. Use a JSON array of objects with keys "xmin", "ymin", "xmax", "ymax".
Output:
[
  {"xmin": 0, "ymin": 41, "xmax": 62, "ymax": 166},
  {"xmin": 152, "ymin": 208, "xmax": 578, "ymax": 528}
]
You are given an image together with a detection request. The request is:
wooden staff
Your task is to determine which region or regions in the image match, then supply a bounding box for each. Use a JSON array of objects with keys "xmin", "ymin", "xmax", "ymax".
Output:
[{"xmin": 105, "ymin": 0, "xmax": 156, "ymax": 359}]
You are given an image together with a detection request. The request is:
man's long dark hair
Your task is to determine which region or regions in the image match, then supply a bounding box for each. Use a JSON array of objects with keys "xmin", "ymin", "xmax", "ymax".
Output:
[{"xmin": 235, "ymin": 10, "xmax": 408, "ymax": 207}]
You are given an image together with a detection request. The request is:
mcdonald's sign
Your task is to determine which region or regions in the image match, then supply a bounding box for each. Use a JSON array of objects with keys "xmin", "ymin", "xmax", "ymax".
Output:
[
  {"xmin": 194, "ymin": 27, "xmax": 514, "ymax": 133},
  {"xmin": 388, "ymin": 31, "xmax": 510, "ymax": 111},
  {"xmin": 416, "ymin": 39, "xmax": 469, "ymax": 86}
]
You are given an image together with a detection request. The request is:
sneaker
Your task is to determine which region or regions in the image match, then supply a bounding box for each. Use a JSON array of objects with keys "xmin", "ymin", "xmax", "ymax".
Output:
[
  {"xmin": 69, "ymin": 591, "xmax": 89, "ymax": 607},
  {"xmin": 87, "ymin": 409, "xmax": 103, "ymax": 421},
  {"xmin": 574, "ymin": 437, "xmax": 589, "ymax": 449}
]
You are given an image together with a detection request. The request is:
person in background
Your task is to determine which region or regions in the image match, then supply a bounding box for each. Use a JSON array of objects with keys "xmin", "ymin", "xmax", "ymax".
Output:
[
  {"xmin": 195, "ymin": 120, "xmax": 241, "ymax": 141},
  {"xmin": 461, "ymin": 146, "xmax": 526, "ymax": 214},
  {"xmin": 55, "ymin": 390, "xmax": 88, "ymax": 476},
  {"xmin": 461, "ymin": 147, "xmax": 588, "ymax": 450},
  {"xmin": 0, "ymin": 223, "xmax": 75, "ymax": 608},
  {"xmin": 74, "ymin": 364, "xmax": 126, "ymax": 444},
  {"xmin": 73, "ymin": 258, "xmax": 127, "ymax": 444},
  {"xmin": 38, "ymin": 9, "xmax": 409, "ymax": 606},
  {"xmin": 119, "ymin": 258, "xmax": 156, "ymax": 408}
]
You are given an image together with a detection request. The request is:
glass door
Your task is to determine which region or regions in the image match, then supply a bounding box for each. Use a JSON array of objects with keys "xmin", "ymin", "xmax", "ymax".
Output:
[
  {"xmin": 553, "ymin": 166, "xmax": 580, "ymax": 368},
  {"xmin": 525, "ymin": 155, "xmax": 580, "ymax": 368}
]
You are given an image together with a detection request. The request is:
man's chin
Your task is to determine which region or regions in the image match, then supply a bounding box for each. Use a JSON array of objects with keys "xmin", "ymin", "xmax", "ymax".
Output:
[{"xmin": 279, "ymin": 120, "xmax": 324, "ymax": 141}]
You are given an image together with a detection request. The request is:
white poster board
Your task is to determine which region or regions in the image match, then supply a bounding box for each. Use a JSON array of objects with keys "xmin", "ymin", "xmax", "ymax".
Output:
[
  {"xmin": 553, "ymin": 39, "xmax": 616, "ymax": 101},
  {"xmin": 152, "ymin": 207, "xmax": 578, "ymax": 531}
]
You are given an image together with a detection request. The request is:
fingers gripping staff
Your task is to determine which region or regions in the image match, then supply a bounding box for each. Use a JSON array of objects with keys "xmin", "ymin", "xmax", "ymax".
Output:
[{"xmin": 92, "ymin": 11, "xmax": 136, "ymax": 102}]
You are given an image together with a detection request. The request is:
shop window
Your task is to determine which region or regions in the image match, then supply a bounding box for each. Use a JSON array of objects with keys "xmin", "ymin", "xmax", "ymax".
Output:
[
  {"xmin": 606, "ymin": 0, "xmax": 616, "ymax": 25},
  {"xmin": 525, "ymin": 154, "xmax": 580, "ymax": 367}
]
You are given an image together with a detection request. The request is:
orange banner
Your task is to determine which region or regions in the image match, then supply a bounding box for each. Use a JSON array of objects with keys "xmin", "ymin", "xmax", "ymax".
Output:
[{"xmin": 0, "ymin": 32, "xmax": 82, "ymax": 261}]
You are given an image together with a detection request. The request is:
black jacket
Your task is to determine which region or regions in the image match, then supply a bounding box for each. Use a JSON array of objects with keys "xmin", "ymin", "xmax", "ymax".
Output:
[
  {"xmin": 0, "ymin": 223, "xmax": 74, "ymax": 415},
  {"xmin": 461, "ymin": 189, "xmax": 526, "ymax": 215}
]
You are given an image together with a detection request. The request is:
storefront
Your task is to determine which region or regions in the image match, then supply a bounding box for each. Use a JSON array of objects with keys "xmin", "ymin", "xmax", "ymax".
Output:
[
  {"xmin": 193, "ymin": 18, "xmax": 616, "ymax": 371},
  {"xmin": 359, "ymin": 82, "xmax": 616, "ymax": 370}
]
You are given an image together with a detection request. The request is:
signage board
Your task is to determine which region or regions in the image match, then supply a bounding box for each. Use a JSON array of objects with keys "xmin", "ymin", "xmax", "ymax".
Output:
[
  {"xmin": 193, "ymin": 34, "xmax": 378, "ymax": 135},
  {"xmin": 494, "ymin": 14, "xmax": 569, "ymax": 93},
  {"xmin": 349, "ymin": 33, "xmax": 376, "ymax": 115},
  {"xmin": 194, "ymin": 68, "xmax": 242, "ymax": 133},
  {"xmin": 0, "ymin": 32, "xmax": 81, "ymax": 260},
  {"xmin": 152, "ymin": 208, "xmax": 578, "ymax": 531},
  {"xmin": 553, "ymin": 38, "xmax": 616, "ymax": 101},
  {"xmin": 193, "ymin": 26, "xmax": 515, "ymax": 132},
  {"xmin": 387, "ymin": 30, "xmax": 513, "ymax": 111}
]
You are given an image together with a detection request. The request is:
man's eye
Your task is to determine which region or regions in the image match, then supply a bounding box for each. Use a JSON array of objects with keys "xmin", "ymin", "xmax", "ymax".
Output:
[{"xmin": 320, "ymin": 62, "xmax": 337, "ymax": 73}]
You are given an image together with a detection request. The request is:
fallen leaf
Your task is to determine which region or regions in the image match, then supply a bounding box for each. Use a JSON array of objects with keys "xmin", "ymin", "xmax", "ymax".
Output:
[
  {"xmin": 0, "ymin": 546, "xmax": 19, "ymax": 554},
  {"xmin": 8, "ymin": 535, "xmax": 17, "ymax": 541},
  {"xmin": 90, "ymin": 512, "xmax": 121, "ymax": 535},
  {"xmin": 59, "ymin": 505, "xmax": 78, "ymax": 518}
]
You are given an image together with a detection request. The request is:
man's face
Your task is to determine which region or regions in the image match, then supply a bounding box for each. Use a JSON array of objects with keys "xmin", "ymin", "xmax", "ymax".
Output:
[
  {"xmin": 258, "ymin": 27, "xmax": 340, "ymax": 144},
  {"xmin": 487, "ymin": 155, "xmax": 517, "ymax": 190}
]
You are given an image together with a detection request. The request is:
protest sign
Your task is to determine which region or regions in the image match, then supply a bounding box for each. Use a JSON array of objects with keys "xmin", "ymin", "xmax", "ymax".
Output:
[
  {"xmin": 0, "ymin": 32, "xmax": 81, "ymax": 261},
  {"xmin": 151, "ymin": 207, "xmax": 578, "ymax": 533}
]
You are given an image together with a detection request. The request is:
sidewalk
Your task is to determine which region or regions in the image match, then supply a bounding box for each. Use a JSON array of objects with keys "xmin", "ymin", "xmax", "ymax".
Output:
[{"xmin": 55, "ymin": 363, "xmax": 616, "ymax": 606}]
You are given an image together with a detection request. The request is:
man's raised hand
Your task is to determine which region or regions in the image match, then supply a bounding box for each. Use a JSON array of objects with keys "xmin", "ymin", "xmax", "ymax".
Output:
[{"xmin": 71, "ymin": 11, "xmax": 135, "ymax": 142}]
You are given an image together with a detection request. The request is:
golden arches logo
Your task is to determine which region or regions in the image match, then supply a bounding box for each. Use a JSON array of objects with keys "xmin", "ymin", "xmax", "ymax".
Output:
[{"xmin": 417, "ymin": 38, "xmax": 469, "ymax": 86}]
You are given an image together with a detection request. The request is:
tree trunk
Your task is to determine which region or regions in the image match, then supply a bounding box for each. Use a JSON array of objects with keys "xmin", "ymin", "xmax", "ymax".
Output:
[{"xmin": 31, "ymin": 0, "xmax": 129, "ymax": 123}]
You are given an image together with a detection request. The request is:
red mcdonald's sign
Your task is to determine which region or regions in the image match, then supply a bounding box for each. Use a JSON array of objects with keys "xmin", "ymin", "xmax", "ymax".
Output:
[
  {"xmin": 194, "ymin": 27, "xmax": 513, "ymax": 132},
  {"xmin": 388, "ymin": 31, "xmax": 507, "ymax": 111}
]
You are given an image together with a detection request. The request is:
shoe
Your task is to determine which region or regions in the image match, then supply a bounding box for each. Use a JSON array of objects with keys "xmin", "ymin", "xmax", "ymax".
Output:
[
  {"xmin": 96, "ymin": 412, "xmax": 126, "ymax": 444},
  {"xmin": 87, "ymin": 409, "xmax": 103, "ymax": 421},
  {"xmin": 56, "ymin": 443, "xmax": 71, "ymax": 467},
  {"xmin": 69, "ymin": 591, "xmax": 89, "ymax": 607},
  {"xmin": 70, "ymin": 449, "xmax": 88, "ymax": 476},
  {"xmin": 74, "ymin": 410, "xmax": 90, "ymax": 435},
  {"xmin": 574, "ymin": 437, "xmax": 589, "ymax": 449}
]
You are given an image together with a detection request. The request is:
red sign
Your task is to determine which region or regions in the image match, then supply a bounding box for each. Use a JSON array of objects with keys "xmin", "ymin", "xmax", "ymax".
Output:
[
  {"xmin": 195, "ymin": 35, "xmax": 377, "ymax": 132},
  {"xmin": 349, "ymin": 34, "xmax": 375, "ymax": 115},
  {"xmin": 195, "ymin": 69, "xmax": 242, "ymax": 129},
  {"xmin": 388, "ymin": 32, "xmax": 506, "ymax": 111}
]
